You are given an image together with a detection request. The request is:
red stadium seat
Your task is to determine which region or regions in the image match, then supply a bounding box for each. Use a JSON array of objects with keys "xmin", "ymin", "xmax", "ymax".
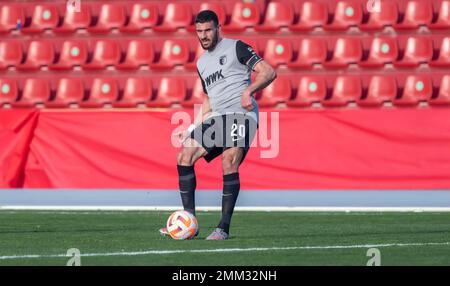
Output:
[
  {"xmin": 17, "ymin": 40, "xmax": 55, "ymax": 70},
  {"xmin": 121, "ymin": 3, "xmax": 159, "ymax": 32},
  {"xmin": 258, "ymin": 76, "xmax": 291, "ymax": 107},
  {"xmin": 325, "ymin": 1, "xmax": 362, "ymax": 31},
  {"xmin": 114, "ymin": 78, "xmax": 152, "ymax": 107},
  {"xmin": 185, "ymin": 43, "xmax": 205, "ymax": 70},
  {"xmin": 222, "ymin": 2, "xmax": 260, "ymax": 32},
  {"xmin": 150, "ymin": 40, "xmax": 189, "ymax": 70},
  {"xmin": 358, "ymin": 76, "xmax": 397, "ymax": 107},
  {"xmin": 182, "ymin": 78, "xmax": 206, "ymax": 108},
  {"xmin": 395, "ymin": 1, "xmax": 432, "ymax": 29},
  {"xmin": 289, "ymin": 1, "xmax": 328, "ymax": 31},
  {"xmin": 88, "ymin": 4, "xmax": 126, "ymax": 33},
  {"xmin": 13, "ymin": 78, "xmax": 50, "ymax": 107},
  {"xmin": 80, "ymin": 78, "xmax": 118, "ymax": 107},
  {"xmin": 430, "ymin": 75, "xmax": 450, "ymax": 105},
  {"xmin": 0, "ymin": 41, "xmax": 23, "ymax": 70},
  {"xmin": 49, "ymin": 40, "xmax": 88, "ymax": 70},
  {"xmin": 360, "ymin": 37, "xmax": 399, "ymax": 67},
  {"xmin": 288, "ymin": 38, "xmax": 327, "ymax": 68},
  {"xmin": 288, "ymin": 76, "xmax": 327, "ymax": 107},
  {"xmin": 394, "ymin": 75, "xmax": 432, "ymax": 106},
  {"xmin": 153, "ymin": 3, "xmax": 193, "ymax": 32},
  {"xmin": 148, "ymin": 77, "xmax": 186, "ymax": 107},
  {"xmin": 323, "ymin": 38, "xmax": 362, "ymax": 67},
  {"xmin": 255, "ymin": 2, "xmax": 294, "ymax": 31},
  {"xmin": 324, "ymin": 76, "xmax": 361, "ymax": 107},
  {"xmin": 263, "ymin": 39, "xmax": 293, "ymax": 67},
  {"xmin": 360, "ymin": 1, "xmax": 399, "ymax": 30},
  {"xmin": 394, "ymin": 37, "xmax": 433, "ymax": 67},
  {"xmin": 46, "ymin": 78, "xmax": 85, "ymax": 108},
  {"xmin": 430, "ymin": 37, "xmax": 450, "ymax": 67},
  {"xmin": 188, "ymin": 2, "xmax": 226, "ymax": 32},
  {"xmin": 116, "ymin": 40, "xmax": 154, "ymax": 70},
  {"xmin": 83, "ymin": 40, "xmax": 121, "ymax": 70},
  {"xmin": 0, "ymin": 5, "xmax": 25, "ymax": 33},
  {"xmin": 53, "ymin": 4, "xmax": 92, "ymax": 32},
  {"xmin": 21, "ymin": 4, "xmax": 60, "ymax": 33},
  {"xmin": 430, "ymin": 1, "xmax": 450, "ymax": 29},
  {"xmin": 199, "ymin": 2, "xmax": 226, "ymax": 26},
  {"xmin": 0, "ymin": 79, "xmax": 18, "ymax": 106}
]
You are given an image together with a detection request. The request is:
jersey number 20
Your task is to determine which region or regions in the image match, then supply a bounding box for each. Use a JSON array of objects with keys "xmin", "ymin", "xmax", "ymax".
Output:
[{"xmin": 231, "ymin": 123, "xmax": 245, "ymax": 138}]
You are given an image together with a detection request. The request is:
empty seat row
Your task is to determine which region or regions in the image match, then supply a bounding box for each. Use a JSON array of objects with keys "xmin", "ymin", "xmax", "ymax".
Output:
[
  {"xmin": 259, "ymin": 75, "xmax": 450, "ymax": 107},
  {"xmin": 1, "ymin": 2, "xmax": 190, "ymax": 33},
  {"xmin": 266, "ymin": 36, "xmax": 450, "ymax": 68},
  {"xmin": 0, "ymin": 1, "xmax": 448, "ymax": 34},
  {"xmin": 1, "ymin": 36, "xmax": 448, "ymax": 71},
  {"xmin": 0, "ymin": 77, "xmax": 205, "ymax": 108},
  {"xmin": 260, "ymin": 0, "xmax": 450, "ymax": 31},
  {"xmin": 1, "ymin": 75, "xmax": 449, "ymax": 109},
  {"xmin": 0, "ymin": 39, "xmax": 195, "ymax": 71},
  {"xmin": 0, "ymin": 2, "xmax": 261, "ymax": 33}
]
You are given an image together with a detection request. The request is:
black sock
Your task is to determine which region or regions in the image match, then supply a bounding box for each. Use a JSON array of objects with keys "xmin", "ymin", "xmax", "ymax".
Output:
[
  {"xmin": 218, "ymin": 172, "xmax": 240, "ymax": 234},
  {"xmin": 177, "ymin": 165, "xmax": 196, "ymax": 216}
]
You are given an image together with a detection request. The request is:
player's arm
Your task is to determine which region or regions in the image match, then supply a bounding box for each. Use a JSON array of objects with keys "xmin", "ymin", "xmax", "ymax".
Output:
[
  {"xmin": 241, "ymin": 60, "xmax": 277, "ymax": 110},
  {"xmin": 175, "ymin": 98, "xmax": 210, "ymax": 143},
  {"xmin": 175, "ymin": 72, "xmax": 211, "ymax": 142},
  {"xmin": 236, "ymin": 40, "xmax": 277, "ymax": 111},
  {"xmin": 194, "ymin": 96, "xmax": 211, "ymax": 125},
  {"xmin": 194, "ymin": 69, "xmax": 212, "ymax": 125}
]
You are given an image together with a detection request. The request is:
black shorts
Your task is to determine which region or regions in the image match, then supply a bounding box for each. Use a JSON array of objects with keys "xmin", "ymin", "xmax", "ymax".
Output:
[{"xmin": 189, "ymin": 113, "xmax": 258, "ymax": 164}]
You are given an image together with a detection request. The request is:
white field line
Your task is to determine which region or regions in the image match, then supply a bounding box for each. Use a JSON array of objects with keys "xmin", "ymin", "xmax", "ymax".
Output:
[
  {"xmin": 0, "ymin": 242, "xmax": 449, "ymax": 260},
  {"xmin": 1, "ymin": 206, "xmax": 450, "ymax": 212}
]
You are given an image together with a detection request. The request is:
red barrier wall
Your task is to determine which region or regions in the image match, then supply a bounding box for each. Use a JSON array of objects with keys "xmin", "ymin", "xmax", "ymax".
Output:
[
  {"xmin": 1, "ymin": 109, "xmax": 450, "ymax": 189},
  {"xmin": 0, "ymin": 110, "xmax": 39, "ymax": 188}
]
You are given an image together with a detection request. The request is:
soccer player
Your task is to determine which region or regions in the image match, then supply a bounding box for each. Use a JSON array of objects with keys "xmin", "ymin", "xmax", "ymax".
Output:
[{"xmin": 160, "ymin": 10, "xmax": 277, "ymax": 240}]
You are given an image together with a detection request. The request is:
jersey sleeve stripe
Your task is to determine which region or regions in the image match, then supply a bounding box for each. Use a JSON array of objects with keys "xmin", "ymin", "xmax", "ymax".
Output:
[{"xmin": 246, "ymin": 55, "xmax": 263, "ymax": 70}]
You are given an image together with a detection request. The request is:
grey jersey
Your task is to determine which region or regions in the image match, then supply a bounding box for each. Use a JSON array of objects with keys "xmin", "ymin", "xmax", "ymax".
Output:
[{"xmin": 196, "ymin": 38, "xmax": 262, "ymax": 122}]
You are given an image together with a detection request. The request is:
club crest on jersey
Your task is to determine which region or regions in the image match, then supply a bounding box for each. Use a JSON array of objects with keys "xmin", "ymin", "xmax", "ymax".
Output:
[{"xmin": 219, "ymin": 55, "xmax": 227, "ymax": 65}]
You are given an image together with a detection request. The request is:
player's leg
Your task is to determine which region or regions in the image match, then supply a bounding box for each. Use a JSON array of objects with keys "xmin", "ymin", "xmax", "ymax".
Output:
[
  {"xmin": 206, "ymin": 113, "xmax": 257, "ymax": 240},
  {"xmin": 206, "ymin": 147, "xmax": 244, "ymax": 240},
  {"xmin": 176, "ymin": 139, "xmax": 208, "ymax": 216},
  {"xmin": 160, "ymin": 139, "xmax": 207, "ymax": 237}
]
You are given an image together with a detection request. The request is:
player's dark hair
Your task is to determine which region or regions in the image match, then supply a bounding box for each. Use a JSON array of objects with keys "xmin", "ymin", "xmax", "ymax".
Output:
[{"xmin": 195, "ymin": 10, "xmax": 219, "ymax": 27}]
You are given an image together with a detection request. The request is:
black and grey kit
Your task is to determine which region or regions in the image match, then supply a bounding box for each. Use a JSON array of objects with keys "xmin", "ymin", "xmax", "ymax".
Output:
[{"xmin": 179, "ymin": 38, "xmax": 263, "ymax": 235}]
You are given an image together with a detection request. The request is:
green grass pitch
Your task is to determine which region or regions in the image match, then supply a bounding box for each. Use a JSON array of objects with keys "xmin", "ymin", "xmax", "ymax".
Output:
[{"xmin": 0, "ymin": 210, "xmax": 449, "ymax": 266}]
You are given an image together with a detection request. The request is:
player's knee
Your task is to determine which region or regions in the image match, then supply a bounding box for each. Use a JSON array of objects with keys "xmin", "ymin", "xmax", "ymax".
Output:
[
  {"xmin": 222, "ymin": 155, "xmax": 238, "ymax": 174},
  {"xmin": 177, "ymin": 149, "xmax": 195, "ymax": 166},
  {"xmin": 176, "ymin": 152, "xmax": 184, "ymax": 165}
]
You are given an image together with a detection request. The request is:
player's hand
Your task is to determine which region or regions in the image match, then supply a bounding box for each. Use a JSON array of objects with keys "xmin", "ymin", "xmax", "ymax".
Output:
[
  {"xmin": 241, "ymin": 89, "xmax": 254, "ymax": 111},
  {"xmin": 173, "ymin": 128, "xmax": 190, "ymax": 143}
]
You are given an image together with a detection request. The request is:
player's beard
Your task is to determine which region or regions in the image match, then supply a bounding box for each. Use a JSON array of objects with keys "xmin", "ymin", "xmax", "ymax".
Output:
[{"xmin": 203, "ymin": 29, "xmax": 219, "ymax": 51}]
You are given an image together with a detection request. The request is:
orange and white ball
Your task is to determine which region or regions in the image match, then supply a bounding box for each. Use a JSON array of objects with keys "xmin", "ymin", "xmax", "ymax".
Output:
[{"xmin": 166, "ymin": 210, "xmax": 198, "ymax": 240}]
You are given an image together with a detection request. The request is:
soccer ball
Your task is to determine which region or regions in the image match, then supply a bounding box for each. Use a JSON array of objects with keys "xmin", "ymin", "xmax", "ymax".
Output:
[{"xmin": 166, "ymin": 210, "xmax": 198, "ymax": 240}]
